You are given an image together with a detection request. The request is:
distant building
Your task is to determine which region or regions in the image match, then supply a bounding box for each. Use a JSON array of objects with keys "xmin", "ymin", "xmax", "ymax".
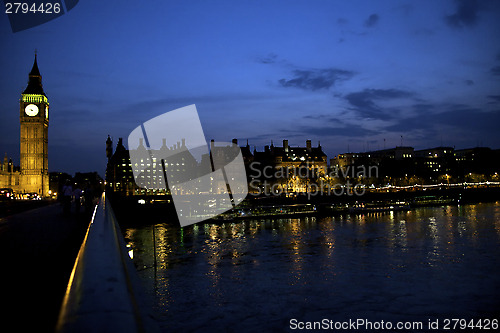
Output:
[
  {"xmin": 454, "ymin": 147, "xmax": 499, "ymax": 177},
  {"xmin": 0, "ymin": 154, "xmax": 21, "ymax": 192},
  {"xmin": 105, "ymin": 136, "xmax": 199, "ymax": 195},
  {"xmin": 332, "ymin": 147, "xmax": 414, "ymax": 179},
  {"xmin": 245, "ymin": 139, "xmax": 328, "ymax": 193},
  {"xmin": 106, "ymin": 137, "xmax": 146, "ymax": 195},
  {"xmin": 413, "ymin": 146, "xmax": 455, "ymax": 176},
  {"xmin": 331, "ymin": 152, "xmax": 366, "ymax": 172},
  {"xmin": 105, "ymin": 137, "xmax": 328, "ymax": 195},
  {"xmin": 250, "ymin": 139, "xmax": 327, "ymax": 170},
  {"xmin": 49, "ymin": 172, "xmax": 72, "ymax": 198},
  {"xmin": 332, "ymin": 144, "xmax": 499, "ymax": 184}
]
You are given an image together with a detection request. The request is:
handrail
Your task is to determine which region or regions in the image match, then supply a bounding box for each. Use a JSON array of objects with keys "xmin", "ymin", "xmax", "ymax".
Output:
[{"xmin": 56, "ymin": 192, "xmax": 159, "ymax": 333}]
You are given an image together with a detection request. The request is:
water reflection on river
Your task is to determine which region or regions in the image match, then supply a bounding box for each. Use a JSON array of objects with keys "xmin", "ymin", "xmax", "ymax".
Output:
[{"xmin": 123, "ymin": 203, "xmax": 500, "ymax": 332}]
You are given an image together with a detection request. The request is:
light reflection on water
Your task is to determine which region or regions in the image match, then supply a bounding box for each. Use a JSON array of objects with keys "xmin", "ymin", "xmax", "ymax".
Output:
[{"xmin": 124, "ymin": 202, "xmax": 500, "ymax": 332}]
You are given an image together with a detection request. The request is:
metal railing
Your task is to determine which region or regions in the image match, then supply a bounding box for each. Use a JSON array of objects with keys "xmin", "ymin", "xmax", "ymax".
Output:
[{"xmin": 56, "ymin": 192, "xmax": 159, "ymax": 333}]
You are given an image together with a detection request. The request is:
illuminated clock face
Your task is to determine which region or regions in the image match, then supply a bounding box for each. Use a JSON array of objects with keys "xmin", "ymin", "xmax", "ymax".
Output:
[
  {"xmin": 25, "ymin": 104, "xmax": 39, "ymax": 116},
  {"xmin": 45, "ymin": 107, "xmax": 48, "ymax": 119}
]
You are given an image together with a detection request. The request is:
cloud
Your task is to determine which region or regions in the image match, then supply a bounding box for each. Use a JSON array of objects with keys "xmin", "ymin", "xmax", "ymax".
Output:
[
  {"xmin": 445, "ymin": 0, "xmax": 480, "ymax": 30},
  {"xmin": 257, "ymin": 53, "xmax": 278, "ymax": 64},
  {"xmin": 490, "ymin": 66, "xmax": 500, "ymax": 76},
  {"xmin": 385, "ymin": 108, "xmax": 500, "ymax": 136},
  {"xmin": 364, "ymin": 14, "xmax": 379, "ymax": 27},
  {"xmin": 344, "ymin": 88, "xmax": 414, "ymax": 120},
  {"xmin": 465, "ymin": 79, "xmax": 474, "ymax": 86},
  {"xmin": 298, "ymin": 114, "xmax": 378, "ymax": 138},
  {"xmin": 488, "ymin": 95, "xmax": 500, "ymax": 102},
  {"xmin": 412, "ymin": 104, "xmax": 435, "ymax": 112},
  {"xmin": 303, "ymin": 114, "xmax": 342, "ymax": 123},
  {"xmin": 299, "ymin": 125, "xmax": 377, "ymax": 138},
  {"xmin": 278, "ymin": 68, "xmax": 355, "ymax": 91},
  {"xmin": 441, "ymin": 108, "xmax": 500, "ymax": 131}
]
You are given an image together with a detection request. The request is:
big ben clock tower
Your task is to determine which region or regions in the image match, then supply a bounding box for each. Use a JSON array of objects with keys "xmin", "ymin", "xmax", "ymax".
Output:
[{"xmin": 20, "ymin": 54, "xmax": 49, "ymax": 196}]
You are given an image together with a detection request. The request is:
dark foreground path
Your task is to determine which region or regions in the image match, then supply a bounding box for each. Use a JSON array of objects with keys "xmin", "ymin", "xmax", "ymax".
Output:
[{"xmin": 0, "ymin": 202, "xmax": 92, "ymax": 333}]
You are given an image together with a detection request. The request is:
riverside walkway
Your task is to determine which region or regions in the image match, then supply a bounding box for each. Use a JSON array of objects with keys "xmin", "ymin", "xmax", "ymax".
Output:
[{"xmin": 0, "ymin": 201, "xmax": 90, "ymax": 333}]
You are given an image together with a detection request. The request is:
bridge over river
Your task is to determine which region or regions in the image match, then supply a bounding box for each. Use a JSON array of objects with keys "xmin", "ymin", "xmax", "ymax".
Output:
[
  {"xmin": 0, "ymin": 201, "xmax": 89, "ymax": 332},
  {"xmin": 0, "ymin": 196, "xmax": 158, "ymax": 333},
  {"xmin": 2, "ymin": 196, "xmax": 499, "ymax": 333}
]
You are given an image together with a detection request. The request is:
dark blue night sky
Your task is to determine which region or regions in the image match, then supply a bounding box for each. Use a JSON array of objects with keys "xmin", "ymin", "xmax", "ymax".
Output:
[{"xmin": 1, "ymin": 0, "xmax": 500, "ymax": 175}]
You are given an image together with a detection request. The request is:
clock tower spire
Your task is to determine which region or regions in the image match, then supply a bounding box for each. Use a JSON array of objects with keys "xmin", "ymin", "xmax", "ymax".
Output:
[{"xmin": 20, "ymin": 53, "xmax": 49, "ymax": 196}]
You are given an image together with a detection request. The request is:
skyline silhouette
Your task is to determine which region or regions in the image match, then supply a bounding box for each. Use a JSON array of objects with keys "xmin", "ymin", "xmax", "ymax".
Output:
[{"xmin": 1, "ymin": 1, "xmax": 500, "ymax": 175}]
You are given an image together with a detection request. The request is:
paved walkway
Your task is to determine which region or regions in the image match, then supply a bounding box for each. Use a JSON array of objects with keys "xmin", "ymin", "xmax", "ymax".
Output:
[{"xmin": 0, "ymin": 201, "xmax": 93, "ymax": 333}]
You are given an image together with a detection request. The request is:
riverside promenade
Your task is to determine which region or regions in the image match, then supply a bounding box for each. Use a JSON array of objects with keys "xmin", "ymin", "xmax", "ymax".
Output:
[{"xmin": 0, "ymin": 201, "xmax": 91, "ymax": 333}]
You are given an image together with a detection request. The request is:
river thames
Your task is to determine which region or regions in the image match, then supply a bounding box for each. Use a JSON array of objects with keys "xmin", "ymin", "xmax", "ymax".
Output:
[{"xmin": 123, "ymin": 202, "xmax": 500, "ymax": 332}]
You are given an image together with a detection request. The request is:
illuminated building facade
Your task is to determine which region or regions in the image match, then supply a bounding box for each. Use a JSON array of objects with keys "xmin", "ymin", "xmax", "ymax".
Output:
[
  {"xmin": 106, "ymin": 137, "xmax": 136, "ymax": 195},
  {"xmin": 106, "ymin": 137, "xmax": 328, "ymax": 196},
  {"xmin": 0, "ymin": 55, "xmax": 49, "ymax": 196},
  {"xmin": 332, "ymin": 146, "xmax": 414, "ymax": 172},
  {"xmin": 20, "ymin": 54, "xmax": 49, "ymax": 195},
  {"xmin": 332, "ymin": 145, "xmax": 500, "ymax": 184},
  {"xmin": 105, "ymin": 137, "xmax": 198, "ymax": 195},
  {"xmin": 413, "ymin": 146, "xmax": 455, "ymax": 176},
  {"xmin": 247, "ymin": 139, "xmax": 328, "ymax": 193},
  {"xmin": 251, "ymin": 139, "xmax": 328, "ymax": 171},
  {"xmin": 0, "ymin": 155, "xmax": 21, "ymax": 191}
]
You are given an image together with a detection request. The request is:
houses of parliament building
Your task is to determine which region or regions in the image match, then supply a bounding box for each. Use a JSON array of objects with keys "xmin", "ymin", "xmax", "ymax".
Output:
[{"xmin": 0, "ymin": 55, "xmax": 50, "ymax": 196}]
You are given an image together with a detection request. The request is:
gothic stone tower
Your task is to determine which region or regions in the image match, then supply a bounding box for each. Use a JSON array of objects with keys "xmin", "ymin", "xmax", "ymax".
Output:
[{"xmin": 20, "ymin": 54, "xmax": 49, "ymax": 195}]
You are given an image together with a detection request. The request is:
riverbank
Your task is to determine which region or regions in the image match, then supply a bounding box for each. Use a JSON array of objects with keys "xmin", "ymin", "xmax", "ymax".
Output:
[
  {"xmin": 225, "ymin": 186, "xmax": 500, "ymax": 220},
  {"xmin": 108, "ymin": 186, "xmax": 500, "ymax": 227}
]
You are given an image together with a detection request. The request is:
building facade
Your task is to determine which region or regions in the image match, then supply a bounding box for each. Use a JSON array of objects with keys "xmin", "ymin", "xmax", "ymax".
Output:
[
  {"xmin": 331, "ymin": 145, "xmax": 499, "ymax": 185},
  {"xmin": 106, "ymin": 137, "xmax": 328, "ymax": 196},
  {"xmin": 105, "ymin": 136, "xmax": 199, "ymax": 195},
  {"xmin": 0, "ymin": 55, "xmax": 49, "ymax": 196},
  {"xmin": 246, "ymin": 139, "xmax": 328, "ymax": 194}
]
